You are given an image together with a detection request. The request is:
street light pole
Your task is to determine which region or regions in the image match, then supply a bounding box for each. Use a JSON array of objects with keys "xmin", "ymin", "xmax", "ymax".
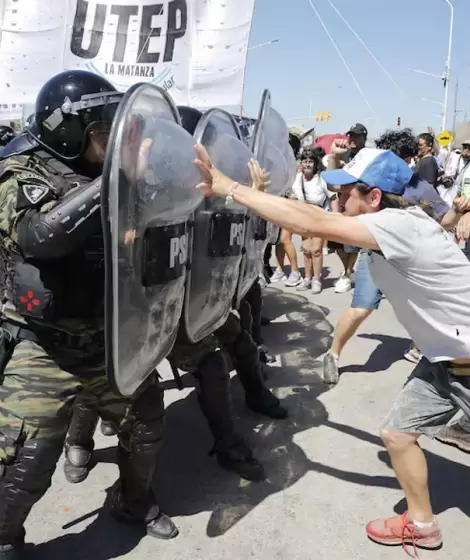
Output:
[
  {"xmin": 442, "ymin": 0, "xmax": 454, "ymax": 131},
  {"xmin": 452, "ymin": 77, "xmax": 459, "ymax": 133},
  {"xmin": 240, "ymin": 38, "xmax": 280, "ymax": 117}
]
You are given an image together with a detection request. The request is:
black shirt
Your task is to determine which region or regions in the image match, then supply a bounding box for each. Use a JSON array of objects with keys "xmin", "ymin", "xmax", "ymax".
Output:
[{"xmin": 414, "ymin": 156, "xmax": 439, "ymax": 190}]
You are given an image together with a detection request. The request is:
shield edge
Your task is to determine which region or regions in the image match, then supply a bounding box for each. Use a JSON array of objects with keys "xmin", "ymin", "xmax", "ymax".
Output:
[
  {"xmin": 251, "ymin": 89, "xmax": 272, "ymax": 159},
  {"xmin": 193, "ymin": 108, "xmax": 244, "ymax": 143},
  {"xmin": 232, "ymin": 89, "xmax": 272, "ymax": 309},
  {"xmin": 182, "ymin": 107, "xmax": 245, "ymax": 343},
  {"xmin": 101, "ymin": 82, "xmax": 182, "ymax": 396}
]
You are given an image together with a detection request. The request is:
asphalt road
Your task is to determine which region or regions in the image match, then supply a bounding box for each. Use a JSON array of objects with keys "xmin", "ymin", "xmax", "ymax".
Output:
[{"xmin": 23, "ymin": 249, "xmax": 470, "ymax": 560}]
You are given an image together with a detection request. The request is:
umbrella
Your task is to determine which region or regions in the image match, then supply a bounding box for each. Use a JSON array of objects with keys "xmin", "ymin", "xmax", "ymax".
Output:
[{"xmin": 314, "ymin": 133, "xmax": 348, "ymax": 154}]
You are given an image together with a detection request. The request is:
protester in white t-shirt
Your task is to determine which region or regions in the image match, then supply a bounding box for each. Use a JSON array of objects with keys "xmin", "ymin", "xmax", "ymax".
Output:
[
  {"xmin": 193, "ymin": 145, "xmax": 470, "ymax": 555},
  {"xmin": 438, "ymin": 143, "xmax": 470, "ymax": 205},
  {"xmin": 291, "ymin": 148, "xmax": 338, "ymax": 293}
]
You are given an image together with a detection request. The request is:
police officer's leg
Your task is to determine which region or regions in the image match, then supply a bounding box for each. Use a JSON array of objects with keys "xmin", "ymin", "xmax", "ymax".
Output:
[
  {"xmin": 191, "ymin": 348, "xmax": 265, "ymax": 482},
  {"xmin": 243, "ymin": 279, "xmax": 263, "ymax": 347},
  {"xmin": 64, "ymin": 392, "xmax": 100, "ymax": 484},
  {"xmin": 240, "ymin": 285, "xmax": 273, "ymax": 366},
  {"xmin": 0, "ymin": 340, "xmax": 78, "ymax": 557},
  {"xmin": 238, "ymin": 297, "xmax": 253, "ymax": 338},
  {"xmin": 96, "ymin": 375, "xmax": 177, "ymax": 539},
  {"xmin": 217, "ymin": 314, "xmax": 288, "ymax": 419}
]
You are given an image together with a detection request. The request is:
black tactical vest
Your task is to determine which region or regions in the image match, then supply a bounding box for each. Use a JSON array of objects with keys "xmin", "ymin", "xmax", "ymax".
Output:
[{"xmin": 3, "ymin": 152, "xmax": 105, "ymax": 325}]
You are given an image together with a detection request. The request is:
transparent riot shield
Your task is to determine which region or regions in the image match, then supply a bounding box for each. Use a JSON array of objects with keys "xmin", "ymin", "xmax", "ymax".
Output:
[
  {"xmin": 234, "ymin": 90, "xmax": 292, "ymax": 307},
  {"xmin": 102, "ymin": 83, "xmax": 203, "ymax": 396},
  {"xmin": 182, "ymin": 108, "xmax": 253, "ymax": 343}
]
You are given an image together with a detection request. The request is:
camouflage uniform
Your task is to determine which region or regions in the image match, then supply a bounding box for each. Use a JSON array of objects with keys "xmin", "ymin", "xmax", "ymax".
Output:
[{"xmin": 0, "ymin": 153, "xmax": 166, "ymax": 554}]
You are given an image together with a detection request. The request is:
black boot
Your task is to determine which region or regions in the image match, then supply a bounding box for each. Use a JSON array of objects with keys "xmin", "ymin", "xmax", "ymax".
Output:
[
  {"xmin": 0, "ymin": 528, "xmax": 24, "ymax": 560},
  {"xmin": 211, "ymin": 434, "xmax": 265, "ymax": 482},
  {"xmin": 101, "ymin": 420, "xmax": 117, "ymax": 437},
  {"xmin": 0, "ymin": 541, "xmax": 23, "ymax": 560},
  {"xmin": 64, "ymin": 398, "xmax": 99, "ymax": 484},
  {"xmin": 112, "ymin": 379, "xmax": 177, "ymax": 540},
  {"xmin": 228, "ymin": 324, "xmax": 288, "ymax": 420},
  {"xmin": 258, "ymin": 345, "xmax": 275, "ymax": 365},
  {"xmin": 194, "ymin": 350, "xmax": 266, "ymax": 481},
  {"xmin": 0, "ymin": 439, "xmax": 63, "ymax": 558},
  {"xmin": 110, "ymin": 483, "xmax": 178, "ymax": 539}
]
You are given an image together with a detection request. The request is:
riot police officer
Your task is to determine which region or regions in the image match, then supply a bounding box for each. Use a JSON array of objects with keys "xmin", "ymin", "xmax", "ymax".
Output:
[
  {"xmin": 167, "ymin": 308, "xmax": 287, "ymax": 482},
  {"xmin": 0, "ymin": 125, "xmax": 15, "ymax": 147},
  {"xmin": 0, "ymin": 70, "xmax": 176, "ymax": 560},
  {"xmin": 64, "ymin": 299, "xmax": 287, "ymax": 486}
]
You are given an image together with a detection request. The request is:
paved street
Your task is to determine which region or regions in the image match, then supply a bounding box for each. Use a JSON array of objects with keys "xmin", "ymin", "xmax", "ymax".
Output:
[{"xmin": 24, "ymin": 249, "xmax": 470, "ymax": 560}]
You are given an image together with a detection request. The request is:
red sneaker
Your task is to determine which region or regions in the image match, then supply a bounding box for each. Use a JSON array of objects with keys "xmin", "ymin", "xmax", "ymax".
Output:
[{"xmin": 366, "ymin": 512, "xmax": 443, "ymax": 558}]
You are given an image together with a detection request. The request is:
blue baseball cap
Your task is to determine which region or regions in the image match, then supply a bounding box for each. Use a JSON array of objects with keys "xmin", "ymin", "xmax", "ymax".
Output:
[{"xmin": 322, "ymin": 148, "xmax": 412, "ymax": 195}]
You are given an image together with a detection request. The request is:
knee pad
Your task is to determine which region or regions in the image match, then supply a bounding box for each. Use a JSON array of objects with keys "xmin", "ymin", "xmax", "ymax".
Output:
[{"xmin": 118, "ymin": 383, "xmax": 165, "ymax": 453}]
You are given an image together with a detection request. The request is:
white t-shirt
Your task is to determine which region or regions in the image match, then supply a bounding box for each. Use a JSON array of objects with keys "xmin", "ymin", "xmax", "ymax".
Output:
[
  {"xmin": 357, "ymin": 206, "xmax": 470, "ymax": 362},
  {"xmin": 291, "ymin": 172, "xmax": 334, "ymax": 207}
]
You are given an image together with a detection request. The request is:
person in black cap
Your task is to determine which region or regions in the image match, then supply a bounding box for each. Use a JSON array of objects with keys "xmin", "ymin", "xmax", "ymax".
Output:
[
  {"xmin": 327, "ymin": 123, "xmax": 369, "ymax": 293},
  {"xmin": 346, "ymin": 123, "xmax": 368, "ymax": 157}
]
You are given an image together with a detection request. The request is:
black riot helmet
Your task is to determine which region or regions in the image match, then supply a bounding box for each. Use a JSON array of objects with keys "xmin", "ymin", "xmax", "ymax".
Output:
[
  {"xmin": 25, "ymin": 114, "xmax": 35, "ymax": 128},
  {"xmin": 177, "ymin": 105, "xmax": 203, "ymax": 135},
  {"xmin": 29, "ymin": 70, "xmax": 123, "ymax": 161},
  {"xmin": 0, "ymin": 125, "xmax": 15, "ymax": 147}
]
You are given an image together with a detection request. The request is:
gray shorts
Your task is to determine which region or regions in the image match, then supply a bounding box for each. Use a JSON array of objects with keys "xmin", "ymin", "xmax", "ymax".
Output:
[{"xmin": 381, "ymin": 358, "xmax": 470, "ymax": 438}]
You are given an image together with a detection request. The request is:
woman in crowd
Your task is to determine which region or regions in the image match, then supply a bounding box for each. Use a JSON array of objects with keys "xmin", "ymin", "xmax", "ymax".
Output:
[
  {"xmin": 270, "ymin": 133, "xmax": 303, "ymax": 287},
  {"xmin": 414, "ymin": 132, "xmax": 439, "ymax": 189},
  {"xmin": 291, "ymin": 147, "xmax": 338, "ymax": 293}
]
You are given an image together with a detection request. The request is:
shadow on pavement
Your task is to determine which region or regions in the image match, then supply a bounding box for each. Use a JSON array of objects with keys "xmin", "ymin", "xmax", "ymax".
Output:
[
  {"xmin": 340, "ymin": 333, "xmax": 410, "ymax": 374},
  {"xmin": 28, "ymin": 287, "xmax": 334, "ymax": 557},
  {"xmin": 26, "ymin": 486, "xmax": 146, "ymax": 560},
  {"xmin": 306, "ymin": 420, "xmax": 470, "ymax": 518},
  {"xmin": 156, "ymin": 288, "xmax": 334, "ymax": 537}
]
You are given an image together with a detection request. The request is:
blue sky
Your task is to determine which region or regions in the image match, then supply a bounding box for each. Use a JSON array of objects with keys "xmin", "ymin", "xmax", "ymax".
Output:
[{"xmin": 243, "ymin": 0, "xmax": 469, "ymax": 139}]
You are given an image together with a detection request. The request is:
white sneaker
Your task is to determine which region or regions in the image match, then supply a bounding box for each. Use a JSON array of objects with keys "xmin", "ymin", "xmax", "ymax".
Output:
[
  {"xmin": 311, "ymin": 279, "xmax": 322, "ymax": 294},
  {"xmin": 296, "ymin": 278, "xmax": 312, "ymax": 291},
  {"xmin": 323, "ymin": 352, "xmax": 339, "ymax": 385},
  {"xmin": 334, "ymin": 274, "xmax": 352, "ymax": 293},
  {"xmin": 284, "ymin": 271, "xmax": 302, "ymax": 287},
  {"xmin": 270, "ymin": 269, "xmax": 287, "ymax": 283},
  {"xmin": 258, "ymin": 275, "xmax": 268, "ymax": 289},
  {"xmin": 404, "ymin": 346, "xmax": 422, "ymax": 364}
]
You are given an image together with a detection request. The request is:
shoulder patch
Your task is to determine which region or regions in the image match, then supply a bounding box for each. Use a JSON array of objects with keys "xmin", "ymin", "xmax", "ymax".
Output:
[
  {"xmin": 22, "ymin": 183, "xmax": 49, "ymax": 205},
  {"xmin": 15, "ymin": 172, "xmax": 55, "ymax": 209}
]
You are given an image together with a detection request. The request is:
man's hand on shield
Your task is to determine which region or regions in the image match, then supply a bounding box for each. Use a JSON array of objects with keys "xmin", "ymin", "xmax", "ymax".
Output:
[
  {"xmin": 194, "ymin": 144, "xmax": 266, "ymax": 197},
  {"xmin": 248, "ymin": 160, "xmax": 271, "ymax": 192}
]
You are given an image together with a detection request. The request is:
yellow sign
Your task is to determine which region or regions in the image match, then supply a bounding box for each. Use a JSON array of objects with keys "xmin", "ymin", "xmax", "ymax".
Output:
[
  {"xmin": 315, "ymin": 111, "xmax": 331, "ymax": 122},
  {"xmin": 437, "ymin": 130, "xmax": 454, "ymax": 147}
]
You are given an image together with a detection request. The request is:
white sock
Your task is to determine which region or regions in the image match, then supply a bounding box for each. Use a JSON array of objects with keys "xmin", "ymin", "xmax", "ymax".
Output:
[{"xmin": 413, "ymin": 519, "xmax": 435, "ymax": 528}]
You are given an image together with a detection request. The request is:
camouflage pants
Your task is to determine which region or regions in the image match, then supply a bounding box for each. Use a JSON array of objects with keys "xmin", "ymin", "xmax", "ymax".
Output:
[
  {"xmin": 0, "ymin": 339, "xmax": 163, "ymax": 544},
  {"xmin": 0, "ymin": 341, "xmax": 135, "ymax": 458}
]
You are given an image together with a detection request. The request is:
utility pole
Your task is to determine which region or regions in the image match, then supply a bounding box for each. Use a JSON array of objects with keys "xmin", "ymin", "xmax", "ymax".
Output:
[
  {"xmin": 452, "ymin": 78, "xmax": 459, "ymax": 133},
  {"xmin": 442, "ymin": 0, "xmax": 454, "ymax": 131}
]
